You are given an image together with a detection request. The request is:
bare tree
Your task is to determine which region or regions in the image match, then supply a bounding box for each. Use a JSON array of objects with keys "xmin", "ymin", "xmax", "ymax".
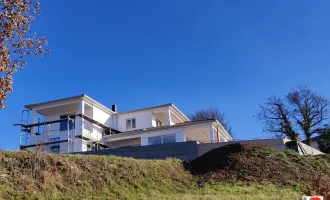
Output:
[
  {"xmin": 189, "ymin": 107, "xmax": 233, "ymax": 136},
  {"xmin": 258, "ymin": 96, "xmax": 296, "ymax": 140},
  {"xmin": 0, "ymin": 0, "xmax": 49, "ymax": 108},
  {"xmin": 258, "ymin": 86, "xmax": 329, "ymax": 145}
]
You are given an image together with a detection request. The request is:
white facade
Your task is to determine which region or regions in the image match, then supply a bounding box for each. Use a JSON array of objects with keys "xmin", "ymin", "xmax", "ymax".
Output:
[{"xmin": 20, "ymin": 94, "xmax": 232, "ymax": 153}]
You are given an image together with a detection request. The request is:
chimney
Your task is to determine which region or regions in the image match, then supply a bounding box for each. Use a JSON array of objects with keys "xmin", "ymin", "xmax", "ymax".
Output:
[{"xmin": 112, "ymin": 104, "xmax": 117, "ymax": 112}]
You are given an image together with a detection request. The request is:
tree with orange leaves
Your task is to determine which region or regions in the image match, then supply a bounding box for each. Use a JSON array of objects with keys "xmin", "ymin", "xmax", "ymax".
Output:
[{"xmin": 0, "ymin": 0, "xmax": 49, "ymax": 108}]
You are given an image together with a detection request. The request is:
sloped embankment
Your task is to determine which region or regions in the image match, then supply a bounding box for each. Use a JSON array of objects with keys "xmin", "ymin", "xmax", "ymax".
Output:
[
  {"xmin": 0, "ymin": 151, "xmax": 193, "ymax": 199},
  {"xmin": 188, "ymin": 143, "xmax": 330, "ymax": 191},
  {"xmin": 0, "ymin": 143, "xmax": 329, "ymax": 199}
]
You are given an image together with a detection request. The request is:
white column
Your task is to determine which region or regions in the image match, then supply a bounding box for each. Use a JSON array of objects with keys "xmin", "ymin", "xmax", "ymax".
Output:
[
  {"xmin": 80, "ymin": 101, "xmax": 85, "ymax": 130},
  {"xmin": 210, "ymin": 126, "xmax": 215, "ymax": 143},
  {"xmin": 175, "ymin": 130, "xmax": 185, "ymax": 142},
  {"xmin": 79, "ymin": 101, "xmax": 85, "ymax": 151},
  {"xmin": 141, "ymin": 136, "xmax": 148, "ymax": 146},
  {"xmin": 166, "ymin": 109, "xmax": 173, "ymax": 125}
]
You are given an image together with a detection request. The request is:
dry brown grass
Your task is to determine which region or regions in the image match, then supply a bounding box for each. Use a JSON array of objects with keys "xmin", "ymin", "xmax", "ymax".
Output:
[{"xmin": 0, "ymin": 144, "xmax": 328, "ymax": 199}]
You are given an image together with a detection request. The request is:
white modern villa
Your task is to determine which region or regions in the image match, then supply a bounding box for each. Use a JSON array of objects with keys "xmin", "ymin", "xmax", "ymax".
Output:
[{"xmin": 17, "ymin": 94, "xmax": 232, "ymax": 154}]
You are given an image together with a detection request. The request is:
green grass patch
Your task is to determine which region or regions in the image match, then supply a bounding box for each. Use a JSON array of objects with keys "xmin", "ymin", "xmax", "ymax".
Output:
[{"xmin": 0, "ymin": 146, "xmax": 328, "ymax": 199}]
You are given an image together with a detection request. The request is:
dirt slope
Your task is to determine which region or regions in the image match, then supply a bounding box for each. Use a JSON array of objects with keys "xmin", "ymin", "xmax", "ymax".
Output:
[
  {"xmin": 0, "ymin": 143, "xmax": 329, "ymax": 199},
  {"xmin": 187, "ymin": 143, "xmax": 330, "ymax": 195}
]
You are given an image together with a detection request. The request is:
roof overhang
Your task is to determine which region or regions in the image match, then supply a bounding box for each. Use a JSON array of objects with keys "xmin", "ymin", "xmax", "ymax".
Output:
[
  {"xmin": 169, "ymin": 104, "xmax": 190, "ymax": 122},
  {"xmin": 104, "ymin": 118, "xmax": 232, "ymax": 141},
  {"xmin": 117, "ymin": 103, "xmax": 190, "ymax": 122},
  {"xmin": 25, "ymin": 94, "xmax": 85, "ymax": 110},
  {"xmin": 25, "ymin": 94, "xmax": 116, "ymax": 115},
  {"xmin": 105, "ymin": 119, "xmax": 217, "ymax": 139},
  {"xmin": 214, "ymin": 119, "xmax": 233, "ymax": 141}
]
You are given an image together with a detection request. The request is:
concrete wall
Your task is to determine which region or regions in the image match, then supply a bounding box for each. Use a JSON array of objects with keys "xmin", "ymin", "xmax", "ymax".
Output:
[
  {"xmin": 197, "ymin": 139, "xmax": 288, "ymax": 157},
  {"xmin": 75, "ymin": 138, "xmax": 324, "ymax": 161},
  {"xmin": 109, "ymin": 138, "xmax": 141, "ymax": 149},
  {"xmin": 75, "ymin": 141, "xmax": 198, "ymax": 161},
  {"xmin": 310, "ymin": 141, "xmax": 320, "ymax": 151}
]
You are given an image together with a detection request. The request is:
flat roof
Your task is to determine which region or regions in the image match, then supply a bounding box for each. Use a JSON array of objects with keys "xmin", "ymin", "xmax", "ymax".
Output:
[
  {"xmin": 25, "ymin": 94, "xmax": 116, "ymax": 115},
  {"xmin": 117, "ymin": 103, "xmax": 190, "ymax": 121},
  {"xmin": 25, "ymin": 95, "xmax": 189, "ymax": 121},
  {"xmin": 106, "ymin": 119, "xmax": 217, "ymax": 138},
  {"xmin": 25, "ymin": 94, "xmax": 85, "ymax": 110},
  {"xmin": 106, "ymin": 118, "xmax": 232, "ymax": 141},
  {"xmin": 117, "ymin": 103, "xmax": 172, "ymax": 114}
]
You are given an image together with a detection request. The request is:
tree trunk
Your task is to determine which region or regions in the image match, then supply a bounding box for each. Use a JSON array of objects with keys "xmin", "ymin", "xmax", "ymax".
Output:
[{"xmin": 305, "ymin": 137, "xmax": 312, "ymax": 146}]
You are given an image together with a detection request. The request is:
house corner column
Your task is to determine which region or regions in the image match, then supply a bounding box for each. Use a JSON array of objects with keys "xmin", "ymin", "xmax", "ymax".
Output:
[
  {"xmin": 166, "ymin": 109, "xmax": 173, "ymax": 125},
  {"xmin": 79, "ymin": 101, "xmax": 85, "ymax": 151},
  {"xmin": 210, "ymin": 126, "xmax": 215, "ymax": 143}
]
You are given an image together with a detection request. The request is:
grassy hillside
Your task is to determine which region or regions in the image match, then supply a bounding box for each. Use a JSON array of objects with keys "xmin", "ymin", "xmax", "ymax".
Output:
[{"xmin": 0, "ymin": 143, "xmax": 329, "ymax": 199}]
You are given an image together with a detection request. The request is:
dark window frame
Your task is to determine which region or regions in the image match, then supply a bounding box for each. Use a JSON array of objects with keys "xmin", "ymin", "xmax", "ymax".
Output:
[
  {"xmin": 50, "ymin": 145, "xmax": 60, "ymax": 154},
  {"xmin": 126, "ymin": 118, "xmax": 136, "ymax": 130},
  {"xmin": 60, "ymin": 114, "xmax": 75, "ymax": 131},
  {"xmin": 148, "ymin": 134, "xmax": 176, "ymax": 145}
]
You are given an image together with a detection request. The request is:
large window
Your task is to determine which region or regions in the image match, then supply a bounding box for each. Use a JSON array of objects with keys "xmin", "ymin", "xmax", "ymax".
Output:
[
  {"xmin": 148, "ymin": 136, "xmax": 162, "ymax": 145},
  {"xmin": 148, "ymin": 134, "xmax": 176, "ymax": 145},
  {"xmin": 60, "ymin": 115, "xmax": 75, "ymax": 131},
  {"xmin": 126, "ymin": 118, "xmax": 136, "ymax": 130},
  {"xmin": 162, "ymin": 134, "xmax": 176, "ymax": 144}
]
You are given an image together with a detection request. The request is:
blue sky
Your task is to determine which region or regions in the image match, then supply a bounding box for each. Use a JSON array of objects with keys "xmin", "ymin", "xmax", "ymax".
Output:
[{"xmin": 2, "ymin": 0, "xmax": 330, "ymax": 150}]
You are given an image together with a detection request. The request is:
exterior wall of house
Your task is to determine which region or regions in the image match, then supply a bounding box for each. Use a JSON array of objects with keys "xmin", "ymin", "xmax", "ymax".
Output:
[
  {"xmin": 108, "ymin": 127, "xmax": 186, "ymax": 147},
  {"xmin": 44, "ymin": 106, "xmax": 80, "ymax": 136},
  {"xmin": 28, "ymin": 105, "xmax": 82, "ymax": 153},
  {"xmin": 80, "ymin": 100, "xmax": 114, "ymax": 151},
  {"xmin": 23, "ymin": 96, "xmax": 232, "ymax": 155},
  {"xmin": 140, "ymin": 128, "xmax": 185, "ymax": 145},
  {"xmin": 91, "ymin": 102, "xmax": 113, "ymax": 127},
  {"xmin": 116, "ymin": 110, "xmax": 153, "ymax": 132},
  {"xmin": 184, "ymin": 124, "xmax": 213, "ymax": 143},
  {"xmin": 106, "ymin": 122, "xmax": 231, "ymax": 147},
  {"xmin": 81, "ymin": 101, "xmax": 113, "ymax": 142},
  {"xmin": 27, "ymin": 100, "xmax": 115, "ymax": 153},
  {"xmin": 152, "ymin": 114, "xmax": 166, "ymax": 127},
  {"xmin": 115, "ymin": 107, "xmax": 181, "ymax": 132}
]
